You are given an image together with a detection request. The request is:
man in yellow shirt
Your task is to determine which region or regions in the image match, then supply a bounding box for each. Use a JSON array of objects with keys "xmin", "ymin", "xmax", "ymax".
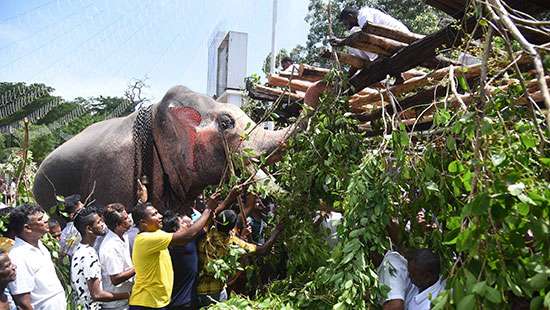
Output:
[{"xmin": 129, "ymin": 201, "xmax": 216, "ymax": 310}]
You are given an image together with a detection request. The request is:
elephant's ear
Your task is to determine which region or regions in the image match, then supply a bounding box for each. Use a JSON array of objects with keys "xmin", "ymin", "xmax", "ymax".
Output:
[
  {"xmin": 170, "ymin": 106, "xmax": 202, "ymax": 127},
  {"xmin": 157, "ymin": 86, "xmax": 203, "ymax": 128}
]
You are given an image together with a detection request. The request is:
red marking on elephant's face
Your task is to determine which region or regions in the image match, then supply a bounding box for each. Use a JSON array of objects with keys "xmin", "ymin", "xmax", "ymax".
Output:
[
  {"xmin": 169, "ymin": 106, "xmax": 202, "ymax": 172},
  {"xmin": 170, "ymin": 106, "xmax": 202, "ymax": 126}
]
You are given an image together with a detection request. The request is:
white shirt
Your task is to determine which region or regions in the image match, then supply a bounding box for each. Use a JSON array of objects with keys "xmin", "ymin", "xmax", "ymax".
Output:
[
  {"xmin": 281, "ymin": 63, "xmax": 300, "ymax": 74},
  {"xmin": 8, "ymin": 238, "xmax": 66, "ymax": 310},
  {"xmin": 377, "ymin": 250, "xmax": 415, "ymax": 303},
  {"xmin": 349, "ymin": 7, "xmax": 410, "ymax": 61},
  {"xmin": 71, "ymin": 243, "xmax": 102, "ymax": 310},
  {"xmin": 320, "ymin": 212, "xmax": 342, "ymax": 248},
  {"xmin": 60, "ymin": 221, "xmax": 81, "ymax": 257},
  {"xmin": 406, "ymin": 277, "xmax": 446, "ymax": 310},
  {"xmin": 98, "ymin": 229, "xmax": 133, "ymax": 309}
]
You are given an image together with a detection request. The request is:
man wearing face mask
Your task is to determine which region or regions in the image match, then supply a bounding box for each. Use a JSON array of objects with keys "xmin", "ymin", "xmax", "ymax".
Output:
[
  {"xmin": 129, "ymin": 198, "xmax": 220, "ymax": 310},
  {"xmin": 162, "ymin": 211, "xmax": 202, "ymax": 310},
  {"xmin": 71, "ymin": 206, "xmax": 130, "ymax": 310}
]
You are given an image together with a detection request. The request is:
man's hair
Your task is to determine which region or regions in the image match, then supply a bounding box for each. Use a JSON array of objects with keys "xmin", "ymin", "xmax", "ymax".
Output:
[
  {"xmin": 216, "ymin": 210, "xmax": 237, "ymax": 234},
  {"xmin": 47, "ymin": 218, "xmax": 60, "ymax": 229},
  {"xmin": 410, "ymin": 248, "xmax": 441, "ymax": 277},
  {"xmin": 338, "ymin": 6, "xmax": 358, "ymax": 21},
  {"xmin": 131, "ymin": 202, "xmax": 152, "ymax": 227},
  {"xmin": 64, "ymin": 194, "xmax": 81, "ymax": 214},
  {"xmin": 104, "ymin": 203, "xmax": 126, "ymax": 231},
  {"xmin": 281, "ymin": 56, "xmax": 293, "ymax": 64},
  {"xmin": 162, "ymin": 210, "xmax": 181, "ymax": 233},
  {"xmin": 74, "ymin": 206, "xmax": 99, "ymax": 236},
  {"xmin": 8, "ymin": 204, "xmax": 44, "ymax": 235}
]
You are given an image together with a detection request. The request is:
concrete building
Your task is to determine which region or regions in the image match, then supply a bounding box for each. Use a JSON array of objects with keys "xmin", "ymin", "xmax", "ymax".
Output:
[{"xmin": 206, "ymin": 31, "xmax": 248, "ymax": 107}]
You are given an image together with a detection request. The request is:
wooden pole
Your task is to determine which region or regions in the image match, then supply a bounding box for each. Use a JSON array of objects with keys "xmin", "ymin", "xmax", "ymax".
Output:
[
  {"xmin": 349, "ymin": 16, "xmax": 478, "ymax": 92},
  {"xmin": 321, "ymin": 50, "xmax": 368, "ymax": 68},
  {"xmin": 248, "ymin": 84, "xmax": 303, "ymax": 102},
  {"xmin": 350, "ymin": 64, "xmax": 481, "ymax": 107},
  {"xmin": 362, "ymin": 21, "xmax": 425, "ymax": 44},
  {"xmin": 346, "ymin": 31, "xmax": 408, "ymax": 56},
  {"xmin": 267, "ymin": 74, "xmax": 313, "ymax": 92}
]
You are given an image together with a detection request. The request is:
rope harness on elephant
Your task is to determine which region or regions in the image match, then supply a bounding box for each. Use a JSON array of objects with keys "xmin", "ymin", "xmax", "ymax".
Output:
[
  {"xmin": 132, "ymin": 105, "xmax": 186, "ymax": 209},
  {"xmin": 132, "ymin": 105, "xmax": 154, "ymax": 204}
]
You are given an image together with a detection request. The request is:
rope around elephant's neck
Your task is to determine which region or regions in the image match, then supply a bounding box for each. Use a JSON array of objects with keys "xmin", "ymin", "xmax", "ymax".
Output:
[{"xmin": 132, "ymin": 105, "xmax": 154, "ymax": 205}]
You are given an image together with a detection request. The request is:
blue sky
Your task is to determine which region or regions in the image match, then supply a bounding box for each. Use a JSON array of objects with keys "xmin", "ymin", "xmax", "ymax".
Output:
[{"xmin": 0, "ymin": 0, "xmax": 310, "ymax": 102}]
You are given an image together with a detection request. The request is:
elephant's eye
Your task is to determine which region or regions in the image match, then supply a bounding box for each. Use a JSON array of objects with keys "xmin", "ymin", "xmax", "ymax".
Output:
[{"xmin": 218, "ymin": 114, "xmax": 235, "ymax": 131}]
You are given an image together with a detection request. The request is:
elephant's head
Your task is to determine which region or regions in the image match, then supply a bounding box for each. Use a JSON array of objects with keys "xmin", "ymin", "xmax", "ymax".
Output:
[{"xmin": 151, "ymin": 84, "xmax": 324, "ymax": 205}]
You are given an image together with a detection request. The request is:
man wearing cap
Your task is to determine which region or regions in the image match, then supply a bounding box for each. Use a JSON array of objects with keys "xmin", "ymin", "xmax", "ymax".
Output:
[
  {"xmin": 196, "ymin": 210, "xmax": 283, "ymax": 307},
  {"xmin": 59, "ymin": 194, "xmax": 84, "ymax": 258}
]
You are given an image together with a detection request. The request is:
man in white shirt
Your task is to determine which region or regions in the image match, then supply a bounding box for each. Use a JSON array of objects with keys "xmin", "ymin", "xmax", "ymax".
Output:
[
  {"xmin": 71, "ymin": 206, "xmax": 130, "ymax": 310},
  {"xmin": 333, "ymin": 6, "xmax": 410, "ymax": 78},
  {"xmin": 280, "ymin": 57, "xmax": 300, "ymax": 75},
  {"xmin": 7, "ymin": 204, "xmax": 66, "ymax": 310},
  {"xmin": 406, "ymin": 249, "xmax": 446, "ymax": 310},
  {"xmin": 377, "ymin": 250, "xmax": 415, "ymax": 310},
  {"xmin": 99, "ymin": 203, "xmax": 135, "ymax": 310},
  {"xmin": 338, "ymin": 6, "xmax": 409, "ymax": 61}
]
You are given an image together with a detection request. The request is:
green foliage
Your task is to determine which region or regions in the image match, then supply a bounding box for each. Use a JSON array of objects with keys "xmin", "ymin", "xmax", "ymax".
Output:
[
  {"xmin": 0, "ymin": 82, "xmax": 138, "ymax": 164},
  {"xmin": 205, "ymin": 245, "xmax": 247, "ymax": 283},
  {"xmin": 219, "ymin": 25, "xmax": 550, "ymax": 309}
]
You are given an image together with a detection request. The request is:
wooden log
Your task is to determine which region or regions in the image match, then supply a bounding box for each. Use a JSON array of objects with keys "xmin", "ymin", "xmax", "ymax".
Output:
[
  {"xmin": 349, "ymin": 16, "xmax": 478, "ymax": 92},
  {"xmin": 362, "ymin": 21, "xmax": 425, "ymax": 44},
  {"xmin": 426, "ymin": 0, "xmax": 550, "ymax": 20},
  {"xmin": 351, "ymin": 63, "xmax": 482, "ymax": 107},
  {"xmin": 249, "ymin": 84, "xmax": 303, "ymax": 101},
  {"xmin": 356, "ymin": 75, "xmax": 549, "ymax": 126},
  {"xmin": 346, "ymin": 31, "xmax": 408, "ymax": 56},
  {"xmin": 321, "ymin": 50, "xmax": 369, "ymax": 68},
  {"xmin": 267, "ymin": 74, "xmax": 313, "ymax": 93},
  {"xmin": 425, "ymin": 0, "xmax": 550, "ymax": 44},
  {"xmin": 299, "ymin": 64, "xmax": 330, "ymax": 82}
]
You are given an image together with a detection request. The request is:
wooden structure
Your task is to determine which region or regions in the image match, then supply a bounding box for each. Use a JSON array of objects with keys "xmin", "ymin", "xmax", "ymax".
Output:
[{"xmin": 249, "ymin": 0, "xmax": 549, "ymax": 135}]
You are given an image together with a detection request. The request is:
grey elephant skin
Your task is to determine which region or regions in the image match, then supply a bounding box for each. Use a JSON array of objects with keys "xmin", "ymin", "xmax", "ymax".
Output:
[{"xmin": 32, "ymin": 85, "xmax": 325, "ymax": 214}]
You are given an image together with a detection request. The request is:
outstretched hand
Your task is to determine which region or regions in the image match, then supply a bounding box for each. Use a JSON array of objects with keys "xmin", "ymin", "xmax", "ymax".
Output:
[
  {"xmin": 137, "ymin": 179, "xmax": 148, "ymax": 203},
  {"xmin": 206, "ymin": 193, "xmax": 221, "ymax": 211}
]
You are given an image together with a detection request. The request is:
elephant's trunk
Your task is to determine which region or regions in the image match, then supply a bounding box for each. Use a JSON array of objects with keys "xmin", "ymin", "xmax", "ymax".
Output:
[{"xmin": 246, "ymin": 81, "xmax": 327, "ymax": 161}]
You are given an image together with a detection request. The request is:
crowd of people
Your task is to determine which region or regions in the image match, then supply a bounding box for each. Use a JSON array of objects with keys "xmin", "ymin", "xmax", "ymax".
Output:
[
  {"xmin": 0, "ymin": 180, "xmax": 446, "ymax": 310},
  {"xmin": 0, "ymin": 182, "xmax": 286, "ymax": 310}
]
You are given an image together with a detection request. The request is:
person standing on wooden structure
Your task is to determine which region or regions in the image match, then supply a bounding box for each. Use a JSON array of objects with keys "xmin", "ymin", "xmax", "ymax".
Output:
[{"xmin": 337, "ymin": 6, "xmax": 410, "ymax": 62}]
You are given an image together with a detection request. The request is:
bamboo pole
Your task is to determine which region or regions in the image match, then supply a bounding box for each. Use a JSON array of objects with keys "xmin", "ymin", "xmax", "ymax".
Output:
[{"xmin": 267, "ymin": 74, "xmax": 313, "ymax": 92}]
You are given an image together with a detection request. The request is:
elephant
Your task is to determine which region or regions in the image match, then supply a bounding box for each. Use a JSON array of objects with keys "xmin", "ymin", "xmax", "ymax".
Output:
[{"xmin": 33, "ymin": 83, "xmax": 325, "ymax": 214}]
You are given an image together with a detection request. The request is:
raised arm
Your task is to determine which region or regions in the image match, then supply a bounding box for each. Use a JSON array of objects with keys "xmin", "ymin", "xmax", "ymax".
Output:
[{"xmin": 255, "ymin": 223, "xmax": 283, "ymax": 255}]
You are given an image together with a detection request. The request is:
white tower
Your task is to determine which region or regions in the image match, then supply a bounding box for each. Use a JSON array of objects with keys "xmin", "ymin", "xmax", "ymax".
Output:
[{"xmin": 206, "ymin": 31, "xmax": 248, "ymax": 107}]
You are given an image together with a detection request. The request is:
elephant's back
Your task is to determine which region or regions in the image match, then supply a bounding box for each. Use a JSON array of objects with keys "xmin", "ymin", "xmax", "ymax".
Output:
[{"xmin": 34, "ymin": 113, "xmax": 137, "ymax": 208}]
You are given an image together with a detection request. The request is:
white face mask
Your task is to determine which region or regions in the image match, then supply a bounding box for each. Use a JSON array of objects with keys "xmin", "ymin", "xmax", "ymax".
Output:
[{"xmin": 191, "ymin": 209, "xmax": 201, "ymax": 223}]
